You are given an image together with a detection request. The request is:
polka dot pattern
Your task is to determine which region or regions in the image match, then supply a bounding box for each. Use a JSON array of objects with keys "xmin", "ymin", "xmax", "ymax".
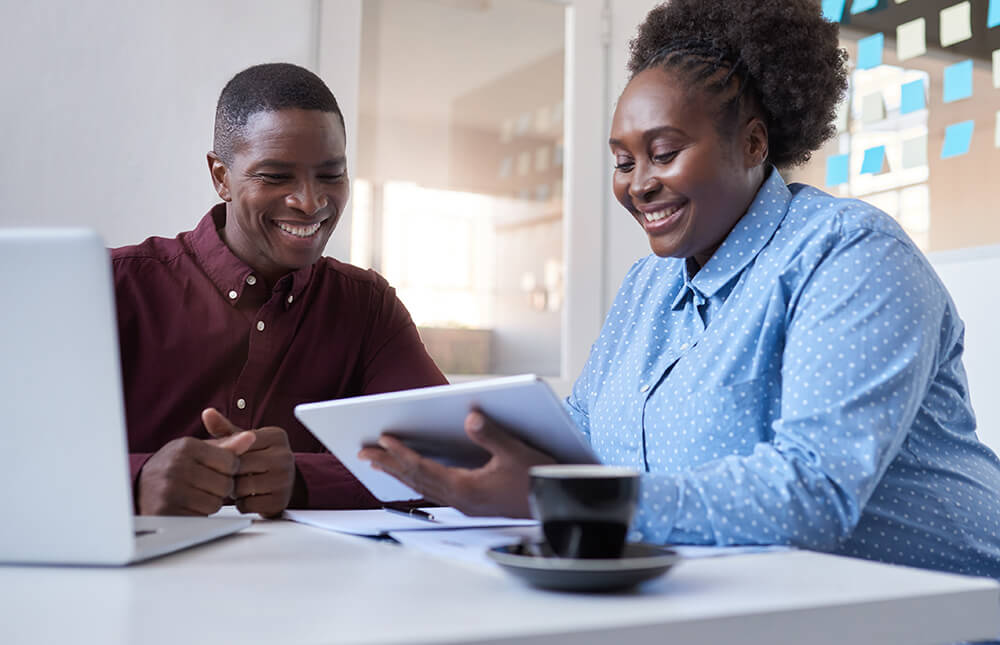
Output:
[{"xmin": 564, "ymin": 169, "xmax": 1000, "ymax": 578}]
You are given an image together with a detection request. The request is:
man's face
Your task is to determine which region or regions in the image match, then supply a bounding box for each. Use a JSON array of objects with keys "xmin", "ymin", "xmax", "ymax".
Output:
[{"xmin": 210, "ymin": 108, "xmax": 349, "ymax": 284}]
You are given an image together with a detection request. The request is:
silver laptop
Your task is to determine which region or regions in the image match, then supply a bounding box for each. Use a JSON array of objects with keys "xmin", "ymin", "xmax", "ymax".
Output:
[{"xmin": 0, "ymin": 228, "xmax": 250, "ymax": 565}]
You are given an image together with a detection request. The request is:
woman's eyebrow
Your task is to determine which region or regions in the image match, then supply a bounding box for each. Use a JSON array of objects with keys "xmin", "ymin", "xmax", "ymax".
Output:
[{"xmin": 609, "ymin": 125, "xmax": 687, "ymax": 147}]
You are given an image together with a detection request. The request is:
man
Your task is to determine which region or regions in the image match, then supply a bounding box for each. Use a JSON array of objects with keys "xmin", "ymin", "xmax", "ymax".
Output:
[{"xmin": 114, "ymin": 63, "xmax": 446, "ymax": 518}]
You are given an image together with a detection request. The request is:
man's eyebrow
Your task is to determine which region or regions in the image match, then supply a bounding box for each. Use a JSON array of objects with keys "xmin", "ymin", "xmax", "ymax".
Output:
[
  {"xmin": 253, "ymin": 157, "xmax": 347, "ymax": 168},
  {"xmin": 609, "ymin": 125, "xmax": 687, "ymax": 146}
]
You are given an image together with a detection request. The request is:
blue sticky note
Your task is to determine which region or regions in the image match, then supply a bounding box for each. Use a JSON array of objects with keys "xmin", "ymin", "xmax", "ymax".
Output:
[
  {"xmin": 857, "ymin": 33, "xmax": 884, "ymax": 70},
  {"xmin": 943, "ymin": 59, "xmax": 973, "ymax": 103},
  {"xmin": 860, "ymin": 146, "xmax": 886, "ymax": 174},
  {"xmin": 851, "ymin": 0, "xmax": 879, "ymax": 15},
  {"xmin": 900, "ymin": 79, "xmax": 926, "ymax": 114},
  {"xmin": 826, "ymin": 154, "xmax": 850, "ymax": 186},
  {"xmin": 990, "ymin": 0, "xmax": 1000, "ymax": 28},
  {"xmin": 822, "ymin": 0, "xmax": 847, "ymax": 22},
  {"xmin": 941, "ymin": 120, "xmax": 975, "ymax": 159}
]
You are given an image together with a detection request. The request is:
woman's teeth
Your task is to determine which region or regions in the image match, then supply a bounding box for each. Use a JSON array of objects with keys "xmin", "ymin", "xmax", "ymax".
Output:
[
  {"xmin": 277, "ymin": 221, "xmax": 322, "ymax": 237},
  {"xmin": 644, "ymin": 204, "xmax": 682, "ymax": 222}
]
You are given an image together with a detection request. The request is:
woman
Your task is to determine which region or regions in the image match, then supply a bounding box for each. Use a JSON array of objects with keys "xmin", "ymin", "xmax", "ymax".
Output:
[{"xmin": 361, "ymin": 0, "xmax": 1000, "ymax": 578}]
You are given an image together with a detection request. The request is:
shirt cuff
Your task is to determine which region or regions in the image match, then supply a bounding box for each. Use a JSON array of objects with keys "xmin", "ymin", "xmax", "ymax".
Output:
[{"xmin": 129, "ymin": 453, "xmax": 155, "ymax": 513}]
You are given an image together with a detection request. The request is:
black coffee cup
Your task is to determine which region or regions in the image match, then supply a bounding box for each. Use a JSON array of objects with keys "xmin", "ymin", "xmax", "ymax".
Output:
[{"xmin": 528, "ymin": 464, "xmax": 640, "ymax": 559}]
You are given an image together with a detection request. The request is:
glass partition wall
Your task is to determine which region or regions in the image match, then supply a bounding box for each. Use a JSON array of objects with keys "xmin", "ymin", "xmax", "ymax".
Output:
[{"xmin": 353, "ymin": 0, "xmax": 583, "ymax": 379}]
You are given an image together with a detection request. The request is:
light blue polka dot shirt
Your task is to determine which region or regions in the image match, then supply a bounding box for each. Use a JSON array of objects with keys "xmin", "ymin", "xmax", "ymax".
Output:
[{"xmin": 565, "ymin": 168, "xmax": 1000, "ymax": 578}]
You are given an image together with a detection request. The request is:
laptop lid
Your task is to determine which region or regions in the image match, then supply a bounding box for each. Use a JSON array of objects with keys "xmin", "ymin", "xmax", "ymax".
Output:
[{"xmin": 0, "ymin": 228, "xmax": 136, "ymax": 563}]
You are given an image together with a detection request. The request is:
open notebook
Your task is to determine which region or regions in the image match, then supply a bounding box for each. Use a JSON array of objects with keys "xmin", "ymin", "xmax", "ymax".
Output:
[{"xmin": 284, "ymin": 507, "xmax": 536, "ymax": 536}]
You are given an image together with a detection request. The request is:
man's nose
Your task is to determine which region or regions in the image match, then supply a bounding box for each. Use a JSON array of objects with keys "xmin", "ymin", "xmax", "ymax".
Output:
[{"xmin": 286, "ymin": 181, "xmax": 328, "ymax": 215}]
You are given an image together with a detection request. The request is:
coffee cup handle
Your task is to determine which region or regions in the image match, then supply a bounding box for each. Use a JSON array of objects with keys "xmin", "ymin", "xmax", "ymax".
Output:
[{"xmin": 564, "ymin": 524, "xmax": 583, "ymax": 559}]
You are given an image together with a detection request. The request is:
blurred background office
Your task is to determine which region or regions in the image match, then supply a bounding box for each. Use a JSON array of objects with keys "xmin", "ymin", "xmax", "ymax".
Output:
[{"xmin": 2, "ymin": 0, "xmax": 998, "ymax": 402}]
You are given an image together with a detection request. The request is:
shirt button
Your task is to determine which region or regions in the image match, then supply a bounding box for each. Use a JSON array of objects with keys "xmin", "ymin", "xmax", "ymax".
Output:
[
  {"xmin": 640, "ymin": 384, "xmax": 650, "ymax": 393},
  {"xmin": 246, "ymin": 275, "xmax": 257, "ymax": 286},
  {"xmin": 287, "ymin": 294, "xmax": 294, "ymax": 304},
  {"xmin": 680, "ymin": 342, "xmax": 689, "ymax": 350},
  {"xmin": 256, "ymin": 320, "xmax": 265, "ymax": 332},
  {"xmin": 236, "ymin": 398, "xmax": 246, "ymax": 410},
  {"xmin": 228, "ymin": 290, "xmax": 238, "ymax": 300}
]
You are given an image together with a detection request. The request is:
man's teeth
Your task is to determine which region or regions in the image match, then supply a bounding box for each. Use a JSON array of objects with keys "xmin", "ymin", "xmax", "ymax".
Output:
[
  {"xmin": 644, "ymin": 205, "xmax": 682, "ymax": 222},
  {"xmin": 277, "ymin": 221, "xmax": 322, "ymax": 237}
]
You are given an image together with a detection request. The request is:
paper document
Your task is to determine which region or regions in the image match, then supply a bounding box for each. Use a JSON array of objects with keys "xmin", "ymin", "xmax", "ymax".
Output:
[
  {"xmin": 389, "ymin": 526, "xmax": 543, "ymax": 571},
  {"xmin": 284, "ymin": 508, "xmax": 537, "ymax": 536},
  {"xmin": 388, "ymin": 527, "xmax": 790, "ymax": 572}
]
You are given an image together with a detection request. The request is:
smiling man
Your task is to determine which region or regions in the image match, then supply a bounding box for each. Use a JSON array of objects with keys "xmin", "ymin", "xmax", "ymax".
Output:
[{"xmin": 113, "ymin": 63, "xmax": 446, "ymax": 517}]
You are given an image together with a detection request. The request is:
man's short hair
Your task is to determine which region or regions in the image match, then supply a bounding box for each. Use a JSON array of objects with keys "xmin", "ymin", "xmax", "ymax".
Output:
[{"xmin": 213, "ymin": 62, "xmax": 344, "ymax": 165}]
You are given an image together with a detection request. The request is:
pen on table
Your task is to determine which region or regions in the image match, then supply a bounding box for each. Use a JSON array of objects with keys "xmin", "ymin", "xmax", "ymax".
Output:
[{"xmin": 384, "ymin": 506, "xmax": 437, "ymax": 522}]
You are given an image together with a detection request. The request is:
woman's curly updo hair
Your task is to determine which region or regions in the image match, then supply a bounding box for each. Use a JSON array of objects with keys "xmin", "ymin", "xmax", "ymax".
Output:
[{"xmin": 627, "ymin": 0, "xmax": 848, "ymax": 168}]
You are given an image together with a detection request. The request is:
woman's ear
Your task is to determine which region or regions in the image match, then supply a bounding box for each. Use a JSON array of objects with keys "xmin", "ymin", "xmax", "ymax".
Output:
[
  {"xmin": 206, "ymin": 152, "xmax": 232, "ymax": 202},
  {"xmin": 743, "ymin": 117, "xmax": 769, "ymax": 168}
]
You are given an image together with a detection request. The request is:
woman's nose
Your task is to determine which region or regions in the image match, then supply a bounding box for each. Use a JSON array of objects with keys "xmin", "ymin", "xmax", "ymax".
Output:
[{"xmin": 628, "ymin": 163, "xmax": 659, "ymax": 202}]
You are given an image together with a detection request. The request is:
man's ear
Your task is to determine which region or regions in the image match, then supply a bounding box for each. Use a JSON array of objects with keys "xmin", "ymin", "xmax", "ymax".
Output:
[
  {"xmin": 207, "ymin": 152, "xmax": 232, "ymax": 202},
  {"xmin": 743, "ymin": 117, "xmax": 769, "ymax": 168}
]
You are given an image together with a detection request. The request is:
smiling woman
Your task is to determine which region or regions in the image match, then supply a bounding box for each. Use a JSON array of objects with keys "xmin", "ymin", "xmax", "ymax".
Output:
[
  {"xmin": 608, "ymin": 68, "xmax": 768, "ymax": 266},
  {"xmin": 360, "ymin": 0, "xmax": 1000, "ymax": 581}
]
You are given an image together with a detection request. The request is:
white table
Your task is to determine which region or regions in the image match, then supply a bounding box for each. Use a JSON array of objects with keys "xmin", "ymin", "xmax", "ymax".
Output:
[{"xmin": 1, "ymin": 518, "xmax": 998, "ymax": 645}]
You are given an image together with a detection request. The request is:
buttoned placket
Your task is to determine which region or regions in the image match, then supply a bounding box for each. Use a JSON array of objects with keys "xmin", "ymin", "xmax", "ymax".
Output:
[
  {"xmin": 226, "ymin": 273, "xmax": 288, "ymax": 427},
  {"xmin": 638, "ymin": 287, "xmax": 706, "ymax": 470}
]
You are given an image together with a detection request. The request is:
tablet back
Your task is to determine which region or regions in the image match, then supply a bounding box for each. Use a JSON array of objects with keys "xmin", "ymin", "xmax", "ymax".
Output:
[{"xmin": 295, "ymin": 374, "xmax": 599, "ymax": 501}]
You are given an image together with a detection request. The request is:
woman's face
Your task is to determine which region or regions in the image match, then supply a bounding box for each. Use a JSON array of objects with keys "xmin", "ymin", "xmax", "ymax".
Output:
[{"xmin": 609, "ymin": 66, "xmax": 767, "ymax": 266}]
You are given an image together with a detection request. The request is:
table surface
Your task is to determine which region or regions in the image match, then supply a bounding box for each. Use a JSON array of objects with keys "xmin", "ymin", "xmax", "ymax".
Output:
[{"xmin": 1, "ymin": 518, "xmax": 998, "ymax": 645}]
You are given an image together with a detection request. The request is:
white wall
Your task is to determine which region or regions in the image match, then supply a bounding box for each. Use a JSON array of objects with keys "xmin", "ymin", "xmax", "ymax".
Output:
[
  {"xmin": 929, "ymin": 247, "xmax": 1000, "ymax": 453},
  {"xmin": 0, "ymin": 0, "xmax": 361, "ymax": 262}
]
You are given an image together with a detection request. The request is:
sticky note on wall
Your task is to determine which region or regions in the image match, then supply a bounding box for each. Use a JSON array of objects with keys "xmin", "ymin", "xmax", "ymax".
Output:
[
  {"xmin": 900, "ymin": 79, "xmax": 926, "ymax": 114},
  {"xmin": 943, "ymin": 59, "xmax": 973, "ymax": 103},
  {"xmin": 901, "ymin": 135, "xmax": 928, "ymax": 169},
  {"xmin": 940, "ymin": 2, "xmax": 972, "ymax": 47},
  {"xmin": 990, "ymin": 0, "xmax": 1000, "ymax": 28},
  {"xmin": 861, "ymin": 145, "xmax": 888, "ymax": 174},
  {"xmin": 826, "ymin": 154, "xmax": 850, "ymax": 186},
  {"xmin": 852, "ymin": 0, "xmax": 879, "ymax": 14},
  {"xmin": 823, "ymin": 0, "xmax": 847, "ymax": 22},
  {"xmin": 862, "ymin": 92, "xmax": 886, "ymax": 123},
  {"xmin": 857, "ymin": 33, "xmax": 884, "ymax": 69},
  {"xmin": 941, "ymin": 120, "xmax": 975, "ymax": 159},
  {"xmin": 897, "ymin": 18, "xmax": 927, "ymax": 61}
]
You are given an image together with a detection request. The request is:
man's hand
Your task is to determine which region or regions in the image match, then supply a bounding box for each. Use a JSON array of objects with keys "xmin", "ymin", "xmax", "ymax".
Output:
[
  {"xmin": 136, "ymin": 425, "xmax": 255, "ymax": 516},
  {"xmin": 357, "ymin": 411, "xmax": 555, "ymax": 518},
  {"xmin": 202, "ymin": 408, "xmax": 296, "ymax": 518}
]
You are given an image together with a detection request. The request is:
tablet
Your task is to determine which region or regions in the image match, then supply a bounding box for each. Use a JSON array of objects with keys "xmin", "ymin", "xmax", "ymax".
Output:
[{"xmin": 294, "ymin": 374, "xmax": 600, "ymax": 501}]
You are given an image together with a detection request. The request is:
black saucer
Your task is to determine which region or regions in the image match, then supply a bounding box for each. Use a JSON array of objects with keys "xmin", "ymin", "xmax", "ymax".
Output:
[{"xmin": 487, "ymin": 541, "xmax": 679, "ymax": 592}]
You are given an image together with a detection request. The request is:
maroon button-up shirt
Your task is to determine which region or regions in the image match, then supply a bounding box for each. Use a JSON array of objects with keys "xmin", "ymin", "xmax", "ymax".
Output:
[{"xmin": 112, "ymin": 205, "xmax": 447, "ymax": 509}]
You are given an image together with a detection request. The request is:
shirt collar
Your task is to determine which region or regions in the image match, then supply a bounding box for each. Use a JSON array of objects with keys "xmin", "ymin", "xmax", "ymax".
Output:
[
  {"xmin": 183, "ymin": 204, "xmax": 315, "ymax": 307},
  {"xmin": 672, "ymin": 167, "xmax": 791, "ymax": 308}
]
